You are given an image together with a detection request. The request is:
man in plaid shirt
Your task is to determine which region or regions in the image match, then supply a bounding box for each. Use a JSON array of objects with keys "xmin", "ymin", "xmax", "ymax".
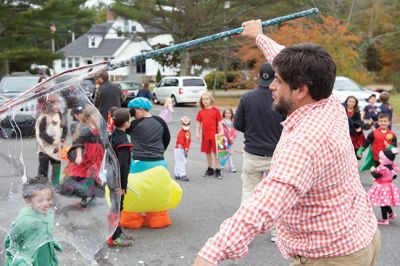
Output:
[{"xmin": 193, "ymin": 20, "xmax": 380, "ymax": 266}]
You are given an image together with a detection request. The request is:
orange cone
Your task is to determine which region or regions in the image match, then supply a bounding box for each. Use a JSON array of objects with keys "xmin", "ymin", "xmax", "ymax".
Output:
[
  {"xmin": 119, "ymin": 211, "xmax": 144, "ymax": 229},
  {"xmin": 145, "ymin": 210, "xmax": 171, "ymax": 228}
]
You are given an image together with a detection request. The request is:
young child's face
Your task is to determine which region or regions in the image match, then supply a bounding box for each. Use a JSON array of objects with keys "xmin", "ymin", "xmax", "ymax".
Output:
[
  {"xmin": 346, "ymin": 98, "xmax": 356, "ymax": 109},
  {"xmin": 368, "ymin": 96, "xmax": 376, "ymax": 105},
  {"xmin": 377, "ymin": 117, "xmax": 389, "ymax": 129},
  {"xmin": 90, "ymin": 113, "xmax": 100, "ymax": 126},
  {"xmin": 224, "ymin": 110, "xmax": 233, "ymax": 119},
  {"xmin": 202, "ymin": 95, "xmax": 211, "ymax": 108},
  {"xmin": 28, "ymin": 188, "xmax": 53, "ymax": 214}
]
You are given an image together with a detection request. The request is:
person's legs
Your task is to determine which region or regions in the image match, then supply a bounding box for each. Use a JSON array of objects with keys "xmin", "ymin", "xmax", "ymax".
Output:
[
  {"xmin": 241, "ymin": 152, "xmax": 272, "ymax": 204},
  {"xmin": 203, "ymin": 153, "xmax": 214, "ymax": 176},
  {"xmin": 38, "ymin": 152, "xmax": 51, "ymax": 178}
]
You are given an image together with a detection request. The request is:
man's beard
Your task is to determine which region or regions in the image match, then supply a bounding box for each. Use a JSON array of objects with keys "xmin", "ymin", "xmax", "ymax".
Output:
[{"xmin": 272, "ymin": 96, "xmax": 294, "ymax": 115}]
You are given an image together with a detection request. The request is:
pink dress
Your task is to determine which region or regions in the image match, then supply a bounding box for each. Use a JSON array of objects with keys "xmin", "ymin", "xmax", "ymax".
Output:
[
  {"xmin": 159, "ymin": 106, "xmax": 172, "ymax": 123},
  {"xmin": 368, "ymin": 163, "xmax": 400, "ymax": 206}
]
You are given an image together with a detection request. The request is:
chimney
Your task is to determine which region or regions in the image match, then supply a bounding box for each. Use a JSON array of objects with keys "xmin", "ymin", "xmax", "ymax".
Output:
[{"xmin": 106, "ymin": 9, "xmax": 115, "ymax": 22}]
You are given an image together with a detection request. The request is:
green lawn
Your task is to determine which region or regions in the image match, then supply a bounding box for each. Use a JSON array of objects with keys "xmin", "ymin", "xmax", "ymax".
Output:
[{"xmin": 391, "ymin": 93, "xmax": 400, "ymax": 125}]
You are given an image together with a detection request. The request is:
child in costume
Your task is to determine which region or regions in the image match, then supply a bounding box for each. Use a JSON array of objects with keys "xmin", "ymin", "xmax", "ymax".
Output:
[
  {"xmin": 357, "ymin": 113, "xmax": 397, "ymax": 168},
  {"xmin": 368, "ymin": 147, "xmax": 400, "ymax": 224},
  {"xmin": 36, "ymin": 94, "xmax": 67, "ymax": 186},
  {"xmin": 107, "ymin": 106, "xmax": 119, "ymax": 134},
  {"xmin": 60, "ymin": 105, "xmax": 105, "ymax": 208},
  {"xmin": 108, "ymin": 108, "xmax": 134, "ymax": 247},
  {"xmin": 174, "ymin": 116, "xmax": 191, "ymax": 181},
  {"xmin": 343, "ymin": 96, "xmax": 365, "ymax": 155},
  {"xmin": 377, "ymin": 92, "xmax": 393, "ymax": 129},
  {"xmin": 196, "ymin": 92, "xmax": 223, "ymax": 179},
  {"xmin": 159, "ymin": 97, "xmax": 173, "ymax": 123},
  {"xmin": 219, "ymin": 107, "xmax": 237, "ymax": 172},
  {"xmin": 361, "ymin": 94, "xmax": 378, "ymax": 132},
  {"xmin": 4, "ymin": 176, "xmax": 62, "ymax": 266}
]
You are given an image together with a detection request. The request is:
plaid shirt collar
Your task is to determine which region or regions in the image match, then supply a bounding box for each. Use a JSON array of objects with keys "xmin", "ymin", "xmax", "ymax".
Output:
[{"xmin": 281, "ymin": 95, "xmax": 331, "ymax": 131}]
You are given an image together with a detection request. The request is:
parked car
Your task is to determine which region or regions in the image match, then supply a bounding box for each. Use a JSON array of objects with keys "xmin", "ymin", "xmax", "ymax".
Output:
[
  {"xmin": 115, "ymin": 81, "xmax": 142, "ymax": 106},
  {"xmin": 153, "ymin": 76, "xmax": 207, "ymax": 106},
  {"xmin": 332, "ymin": 76, "xmax": 379, "ymax": 110},
  {"xmin": 0, "ymin": 75, "xmax": 41, "ymax": 137}
]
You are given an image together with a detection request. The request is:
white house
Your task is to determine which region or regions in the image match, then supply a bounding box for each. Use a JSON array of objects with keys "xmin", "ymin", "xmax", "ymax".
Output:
[{"xmin": 53, "ymin": 14, "xmax": 178, "ymax": 81}]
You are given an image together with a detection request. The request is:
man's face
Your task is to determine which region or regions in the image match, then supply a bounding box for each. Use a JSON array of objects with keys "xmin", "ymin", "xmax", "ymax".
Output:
[
  {"xmin": 269, "ymin": 73, "xmax": 295, "ymax": 115},
  {"xmin": 134, "ymin": 108, "xmax": 144, "ymax": 119}
]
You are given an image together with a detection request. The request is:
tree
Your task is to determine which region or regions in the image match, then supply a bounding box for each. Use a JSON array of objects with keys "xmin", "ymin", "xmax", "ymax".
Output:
[
  {"xmin": 237, "ymin": 16, "xmax": 372, "ymax": 85},
  {"xmin": 0, "ymin": 0, "xmax": 95, "ymax": 77},
  {"xmin": 111, "ymin": 0, "xmax": 272, "ymax": 75}
]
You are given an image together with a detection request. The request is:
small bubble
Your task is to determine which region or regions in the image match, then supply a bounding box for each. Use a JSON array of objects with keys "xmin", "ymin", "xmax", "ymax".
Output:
[
  {"xmin": 138, "ymin": 260, "xmax": 144, "ymax": 264},
  {"xmin": 180, "ymin": 256, "xmax": 184, "ymax": 259}
]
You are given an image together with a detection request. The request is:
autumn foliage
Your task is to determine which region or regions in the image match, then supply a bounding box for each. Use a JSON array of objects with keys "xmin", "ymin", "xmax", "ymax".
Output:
[{"xmin": 237, "ymin": 16, "xmax": 374, "ymax": 88}]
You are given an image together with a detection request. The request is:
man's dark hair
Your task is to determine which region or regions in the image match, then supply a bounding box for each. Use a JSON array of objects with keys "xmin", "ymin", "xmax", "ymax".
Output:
[
  {"xmin": 113, "ymin": 108, "xmax": 131, "ymax": 128},
  {"xmin": 22, "ymin": 176, "xmax": 52, "ymax": 200},
  {"xmin": 272, "ymin": 43, "xmax": 336, "ymax": 101},
  {"xmin": 99, "ymin": 70, "xmax": 109, "ymax": 82}
]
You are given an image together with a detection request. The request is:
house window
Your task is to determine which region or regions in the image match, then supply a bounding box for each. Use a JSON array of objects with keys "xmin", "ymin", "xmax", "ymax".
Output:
[
  {"xmin": 90, "ymin": 36, "xmax": 95, "ymax": 47},
  {"xmin": 136, "ymin": 61, "xmax": 146, "ymax": 73},
  {"xmin": 75, "ymin": 58, "xmax": 80, "ymax": 67},
  {"xmin": 131, "ymin": 25, "xmax": 136, "ymax": 32},
  {"xmin": 68, "ymin": 58, "xmax": 73, "ymax": 68},
  {"xmin": 61, "ymin": 59, "xmax": 66, "ymax": 68},
  {"xmin": 103, "ymin": 57, "xmax": 109, "ymax": 61}
]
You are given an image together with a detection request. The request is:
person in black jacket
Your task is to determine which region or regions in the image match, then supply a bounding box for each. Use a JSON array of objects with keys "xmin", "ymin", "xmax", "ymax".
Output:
[
  {"xmin": 94, "ymin": 70, "xmax": 121, "ymax": 121},
  {"xmin": 108, "ymin": 108, "xmax": 134, "ymax": 247},
  {"xmin": 234, "ymin": 63, "xmax": 285, "ymax": 241}
]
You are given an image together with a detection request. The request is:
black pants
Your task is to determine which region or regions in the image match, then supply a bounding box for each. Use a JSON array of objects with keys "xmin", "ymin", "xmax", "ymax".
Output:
[
  {"xmin": 112, "ymin": 195, "xmax": 125, "ymax": 240},
  {"xmin": 38, "ymin": 152, "xmax": 60, "ymax": 178},
  {"xmin": 381, "ymin": 206, "xmax": 393, "ymax": 219}
]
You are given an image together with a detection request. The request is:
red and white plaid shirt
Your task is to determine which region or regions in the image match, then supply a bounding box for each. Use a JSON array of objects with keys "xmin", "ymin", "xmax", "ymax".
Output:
[{"xmin": 198, "ymin": 35, "xmax": 377, "ymax": 265}]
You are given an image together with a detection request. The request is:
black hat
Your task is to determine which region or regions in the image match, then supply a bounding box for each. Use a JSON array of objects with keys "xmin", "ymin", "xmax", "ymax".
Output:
[
  {"xmin": 256, "ymin": 62, "xmax": 275, "ymax": 88},
  {"xmin": 71, "ymin": 105, "xmax": 84, "ymax": 116},
  {"xmin": 383, "ymin": 148, "xmax": 398, "ymax": 162}
]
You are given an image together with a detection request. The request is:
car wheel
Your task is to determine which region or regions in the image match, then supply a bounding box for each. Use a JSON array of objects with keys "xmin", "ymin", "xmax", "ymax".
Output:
[{"xmin": 171, "ymin": 95, "xmax": 178, "ymax": 107}]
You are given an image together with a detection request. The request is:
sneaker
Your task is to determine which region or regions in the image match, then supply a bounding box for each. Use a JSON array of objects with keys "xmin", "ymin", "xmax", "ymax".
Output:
[
  {"xmin": 270, "ymin": 230, "xmax": 276, "ymax": 242},
  {"xmin": 107, "ymin": 237, "xmax": 132, "ymax": 247},
  {"xmin": 203, "ymin": 167, "xmax": 214, "ymax": 177},
  {"xmin": 270, "ymin": 235, "xmax": 276, "ymax": 242},
  {"xmin": 174, "ymin": 176, "xmax": 180, "ymax": 180},
  {"xmin": 121, "ymin": 233, "xmax": 134, "ymax": 240},
  {"xmin": 389, "ymin": 213, "xmax": 397, "ymax": 221},
  {"xmin": 377, "ymin": 219, "xmax": 389, "ymax": 225},
  {"xmin": 230, "ymin": 168, "xmax": 237, "ymax": 173},
  {"xmin": 80, "ymin": 197, "xmax": 88, "ymax": 208},
  {"xmin": 180, "ymin": 176, "xmax": 190, "ymax": 182},
  {"xmin": 215, "ymin": 169, "xmax": 222, "ymax": 179}
]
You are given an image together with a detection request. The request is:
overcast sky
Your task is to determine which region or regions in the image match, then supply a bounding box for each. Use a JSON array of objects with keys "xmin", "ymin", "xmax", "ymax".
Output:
[{"xmin": 85, "ymin": 0, "xmax": 114, "ymax": 7}]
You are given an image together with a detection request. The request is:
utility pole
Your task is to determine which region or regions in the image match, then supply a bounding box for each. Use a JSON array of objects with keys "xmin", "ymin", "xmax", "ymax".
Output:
[{"xmin": 50, "ymin": 22, "xmax": 56, "ymax": 52}]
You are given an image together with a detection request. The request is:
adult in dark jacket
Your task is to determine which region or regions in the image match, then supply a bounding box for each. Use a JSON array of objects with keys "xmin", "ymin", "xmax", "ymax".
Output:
[
  {"xmin": 94, "ymin": 70, "xmax": 121, "ymax": 121},
  {"xmin": 234, "ymin": 63, "xmax": 285, "ymax": 205}
]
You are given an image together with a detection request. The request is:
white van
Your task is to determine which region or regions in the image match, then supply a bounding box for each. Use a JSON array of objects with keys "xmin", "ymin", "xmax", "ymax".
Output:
[{"xmin": 153, "ymin": 76, "xmax": 207, "ymax": 106}]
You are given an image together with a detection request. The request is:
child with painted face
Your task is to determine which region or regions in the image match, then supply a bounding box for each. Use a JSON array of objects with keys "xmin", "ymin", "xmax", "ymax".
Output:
[
  {"xmin": 4, "ymin": 176, "xmax": 62, "ymax": 266},
  {"xmin": 196, "ymin": 93, "xmax": 223, "ymax": 179},
  {"xmin": 368, "ymin": 147, "xmax": 400, "ymax": 225}
]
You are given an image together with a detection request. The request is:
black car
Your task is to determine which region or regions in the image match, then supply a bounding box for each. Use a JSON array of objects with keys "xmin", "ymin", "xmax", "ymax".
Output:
[
  {"xmin": 0, "ymin": 75, "xmax": 41, "ymax": 137},
  {"xmin": 115, "ymin": 81, "xmax": 142, "ymax": 106}
]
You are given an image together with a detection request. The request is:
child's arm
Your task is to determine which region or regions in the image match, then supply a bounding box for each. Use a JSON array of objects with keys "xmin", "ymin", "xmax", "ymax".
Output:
[
  {"xmin": 217, "ymin": 120, "xmax": 223, "ymax": 135},
  {"xmin": 75, "ymin": 147, "xmax": 83, "ymax": 164},
  {"xmin": 356, "ymin": 132, "xmax": 374, "ymax": 158},
  {"xmin": 196, "ymin": 121, "xmax": 201, "ymax": 141},
  {"xmin": 117, "ymin": 146, "xmax": 132, "ymax": 193},
  {"xmin": 38, "ymin": 116, "xmax": 55, "ymax": 145}
]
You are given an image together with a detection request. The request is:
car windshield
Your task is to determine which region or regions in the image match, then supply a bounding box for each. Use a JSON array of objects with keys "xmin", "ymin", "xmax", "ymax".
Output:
[
  {"xmin": 183, "ymin": 79, "xmax": 205, "ymax": 86},
  {"xmin": 0, "ymin": 77, "xmax": 39, "ymax": 93},
  {"xmin": 333, "ymin": 79, "xmax": 364, "ymax": 92},
  {"xmin": 119, "ymin": 82, "xmax": 142, "ymax": 90}
]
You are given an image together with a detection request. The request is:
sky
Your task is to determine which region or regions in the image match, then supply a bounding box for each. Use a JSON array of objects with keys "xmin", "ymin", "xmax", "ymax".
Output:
[{"xmin": 85, "ymin": 0, "xmax": 114, "ymax": 8}]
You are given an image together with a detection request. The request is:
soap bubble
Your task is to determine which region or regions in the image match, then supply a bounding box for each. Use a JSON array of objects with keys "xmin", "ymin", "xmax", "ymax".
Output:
[{"xmin": 0, "ymin": 62, "xmax": 121, "ymax": 264}]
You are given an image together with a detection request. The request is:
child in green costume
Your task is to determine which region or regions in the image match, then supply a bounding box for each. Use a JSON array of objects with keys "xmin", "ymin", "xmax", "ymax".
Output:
[{"xmin": 4, "ymin": 176, "xmax": 62, "ymax": 265}]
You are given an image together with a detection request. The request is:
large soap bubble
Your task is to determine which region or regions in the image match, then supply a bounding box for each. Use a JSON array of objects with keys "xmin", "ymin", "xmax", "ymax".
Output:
[{"xmin": 0, "ymin": 62, "xmax": 121, "ymax": 264}]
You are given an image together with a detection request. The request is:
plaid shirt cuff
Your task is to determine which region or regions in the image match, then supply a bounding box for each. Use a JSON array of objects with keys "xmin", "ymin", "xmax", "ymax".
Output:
[
  {"xmin": 198, "ymin": 239, "xmax": 227, "ymax": 265},
  {"xmin": 255, "ymin": 34, "xmax": 285, "ymax": 63}
]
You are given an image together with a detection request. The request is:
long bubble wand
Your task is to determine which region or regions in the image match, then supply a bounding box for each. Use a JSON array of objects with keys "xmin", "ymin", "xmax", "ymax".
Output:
[{"xmin": 0, "ymin": 8, "xmax": 319, "ymax": 114}]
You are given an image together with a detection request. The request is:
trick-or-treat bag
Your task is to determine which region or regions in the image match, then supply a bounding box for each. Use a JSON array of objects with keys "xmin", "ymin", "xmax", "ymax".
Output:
[{"xmin": 0, "ymin": 62, "xmax": 121, "ymax": 264}]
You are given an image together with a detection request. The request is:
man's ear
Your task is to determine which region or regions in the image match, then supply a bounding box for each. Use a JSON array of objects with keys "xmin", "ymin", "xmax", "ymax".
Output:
[{"xmin": 294, "ymin": 84, "xmax": 309, "ymax": 101}]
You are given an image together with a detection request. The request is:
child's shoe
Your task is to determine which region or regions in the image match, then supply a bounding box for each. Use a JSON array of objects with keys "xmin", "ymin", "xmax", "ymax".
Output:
[
  {"xmin": 203, "ymin": 167, "xmax": 214, "ymax": 177},
  {"xmin": 377, "ymin": 219, "xmax": 389, "ymax": 225},
  {"xmin": 121, "ymin": 232, "xmax": 134, "ymax": 240},
  {"xmin": 174, "ymin": 176, "xmax": 180, "ymax": 180},
  {"xmin": 230, "ymin": 168, "xmax": 237, "ymax": 173},
  {"xmin": 80, "ymin": 197, "xmax": 88, "ymax": 208},
  {"xmin": 180, "ymin": 175, "xmax": 190, "ymax": 182},
  {"xmin": 107, "ymin": 237, "xmax": 132, "ymax": 247},
  {"xmin": 215, "ymin": 169, "xmax": 223, "ymax": 179},
  {"xmin": 389, "ymin": 213, "xmax": 397, "ymax": 221}
]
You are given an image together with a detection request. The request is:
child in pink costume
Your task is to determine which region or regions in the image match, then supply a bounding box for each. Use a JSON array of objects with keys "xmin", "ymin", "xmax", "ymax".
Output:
[
  {"xmin": 368, "ymin": 147, "xmax": 400, "ymax": 225},
  {"xmin": 219, "ymin": 107, "xmax": 237, "ymax": 172}
]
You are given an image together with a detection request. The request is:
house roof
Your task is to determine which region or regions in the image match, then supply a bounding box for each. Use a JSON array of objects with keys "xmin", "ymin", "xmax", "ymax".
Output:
[
  {"xmin": 58, "ymin": 34, "xmax": 126, "ymax": 57},
  {"xmin": 88, "ymin": 22, "xmax": 113, "ymax": 36}
]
